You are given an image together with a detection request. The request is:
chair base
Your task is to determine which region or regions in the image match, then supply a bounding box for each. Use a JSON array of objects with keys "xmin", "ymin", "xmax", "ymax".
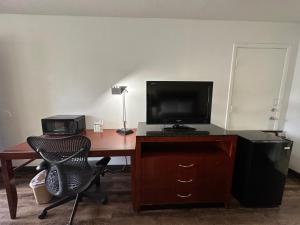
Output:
[
  {"xmin": 38, "ymin": 186, "xmax": 108, "ymax": 225},
  {"xmin": 39, "ymin": 195, "xmax": 76, "ymax": 219},
  {"xmin": 68, "ymin": 193, "xmax": 80, "ymax": 225}
]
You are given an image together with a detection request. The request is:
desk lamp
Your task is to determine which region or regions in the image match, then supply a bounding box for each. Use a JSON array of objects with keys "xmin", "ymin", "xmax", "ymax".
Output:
[{"xmin": 111, "ymin": 86, "xmax": 134, "ymax": 135}]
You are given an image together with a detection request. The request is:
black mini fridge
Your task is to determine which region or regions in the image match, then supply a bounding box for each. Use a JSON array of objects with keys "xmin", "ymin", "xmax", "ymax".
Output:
[{"xmin": 232, "ymin": 131, "xmax": 293, "ymax": 207}]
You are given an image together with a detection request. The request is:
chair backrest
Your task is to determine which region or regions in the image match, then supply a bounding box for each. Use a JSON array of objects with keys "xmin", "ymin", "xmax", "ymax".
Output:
[{"xmin": 27, "ymin": 135, "xmax": 92, "ymax": 197}]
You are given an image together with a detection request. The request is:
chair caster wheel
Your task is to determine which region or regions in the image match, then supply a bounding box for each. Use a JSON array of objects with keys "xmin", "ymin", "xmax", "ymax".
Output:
[
  {"xmin": 101, "ymin": 196, "xmax": 108, "ymax": 205},
  {"xmin": 38, "ymin": 210, "xmax": 47, "ymax": 219}
]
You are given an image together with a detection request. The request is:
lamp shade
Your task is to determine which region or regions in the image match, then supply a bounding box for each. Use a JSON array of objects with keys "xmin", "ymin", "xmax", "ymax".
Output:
[{"xmin": 111, "ymin": 86, "xmax": 127, "ymax": 95}]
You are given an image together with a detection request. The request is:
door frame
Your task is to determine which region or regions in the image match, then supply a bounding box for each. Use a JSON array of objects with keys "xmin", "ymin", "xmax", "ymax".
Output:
[{"xmin": 225, "ymin": 43, "xmax": 291, "ymax": 130}]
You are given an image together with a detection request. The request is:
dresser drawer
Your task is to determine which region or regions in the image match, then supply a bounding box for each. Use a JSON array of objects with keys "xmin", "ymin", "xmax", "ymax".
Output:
[
  {"xmin": 141, "ymin": 187, "xmax": 176, "ymax": 204},
  {"xmin": 176, "ymin": 154, "xmax": 200, "ymax": 181},
  {"xmin": 174, "ymin": 180, "xmax": 197, "ymax": 203},
  {"xmin": 139, "ymin": 144, "xmax": 229, "ymax": 205}
]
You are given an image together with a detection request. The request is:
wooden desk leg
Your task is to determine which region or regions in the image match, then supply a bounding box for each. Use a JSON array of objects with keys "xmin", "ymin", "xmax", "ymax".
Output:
[
  {"xmin": 131, "ymin": 154, "xmax": 140, "ymax": 212},
  {"xmin": 131, "ymin": 154, "xmax": 137, "ymax": 210},
  {"xmin": 1, "ymin": 159, "xmax": 18, "ymax": 219}
]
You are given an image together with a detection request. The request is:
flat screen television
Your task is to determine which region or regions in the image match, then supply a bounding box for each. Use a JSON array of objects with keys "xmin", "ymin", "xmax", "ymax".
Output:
[{"xmin": 146, "ymin": 81, "xmax": 213, "ymax": 126}]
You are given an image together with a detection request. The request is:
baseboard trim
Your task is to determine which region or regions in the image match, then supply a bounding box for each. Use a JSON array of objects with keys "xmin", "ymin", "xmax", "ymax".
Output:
[{"xmin": 1, "ymin": 166, "xmax": 298, "ymax": 177}]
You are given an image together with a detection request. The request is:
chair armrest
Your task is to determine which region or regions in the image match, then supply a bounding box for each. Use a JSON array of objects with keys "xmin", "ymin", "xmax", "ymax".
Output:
[
  {"xmin": 95, "ymin": 157, "xmax": 111, "ymax": 175},
  {"xmin": 36, "ymin": 160, "xmax": 48, "ymax": 172}
]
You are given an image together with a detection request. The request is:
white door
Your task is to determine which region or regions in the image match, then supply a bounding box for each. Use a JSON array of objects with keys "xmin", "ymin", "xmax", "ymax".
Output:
[{"xmin": 227, "ymin": 46, "xmax": 288, "ymax": 130}]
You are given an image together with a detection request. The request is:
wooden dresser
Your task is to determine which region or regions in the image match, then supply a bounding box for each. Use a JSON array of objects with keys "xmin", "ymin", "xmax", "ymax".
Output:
[{"xmin": 132, "ymin": 123, "xmax": 237, "ymax": 210}]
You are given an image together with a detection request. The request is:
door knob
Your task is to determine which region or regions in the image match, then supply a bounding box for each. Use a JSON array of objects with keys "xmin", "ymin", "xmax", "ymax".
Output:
[{"xmin": 269, "ymin": 116, "xmax": 278, "ymax": 120}]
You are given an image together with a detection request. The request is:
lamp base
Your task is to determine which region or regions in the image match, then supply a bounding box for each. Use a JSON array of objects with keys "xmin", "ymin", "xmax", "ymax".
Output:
[{"xmin": 116, "ymin": 128, "xmax": 134, "ymax": 135}]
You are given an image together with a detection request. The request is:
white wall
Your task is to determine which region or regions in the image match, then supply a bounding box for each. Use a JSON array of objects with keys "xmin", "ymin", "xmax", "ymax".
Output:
[
  {"xmin": 0, "ymin": 14, "xmax": 300, "ymax": 164},
  {"xmin": 285, "ymin": 43, "xmax": 300, "ymax": 173}
]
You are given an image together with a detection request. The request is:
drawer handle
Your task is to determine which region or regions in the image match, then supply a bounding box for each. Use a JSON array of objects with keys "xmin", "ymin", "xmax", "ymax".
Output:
[
  {"xmin": 178, "ymin": 163, "xmax": 194, "ymax": 168},
  {"xmin": 177, "ymin": 179, "xmax": 193, "ymax": 183},
  {"xmin": 177, "ymin": 193, "xmax": 192, "ymax": 198}
]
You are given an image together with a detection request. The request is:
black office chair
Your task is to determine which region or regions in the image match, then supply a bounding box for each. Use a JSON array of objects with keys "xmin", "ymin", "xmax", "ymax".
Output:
[{"xmin": 27, "ymin": 135, "xmax": 111, "ymax": 225}]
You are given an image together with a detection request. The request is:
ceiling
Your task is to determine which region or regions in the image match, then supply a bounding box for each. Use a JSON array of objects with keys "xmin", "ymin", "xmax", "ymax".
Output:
[{"xmin": 0, "ymin": 0, "xmax": 300, "ymax": 23}]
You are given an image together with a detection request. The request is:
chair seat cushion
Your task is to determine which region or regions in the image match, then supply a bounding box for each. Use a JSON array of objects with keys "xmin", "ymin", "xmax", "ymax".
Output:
[{"xmin": 46, "ymin": 164, "xmax": 97, "ymax": 197}]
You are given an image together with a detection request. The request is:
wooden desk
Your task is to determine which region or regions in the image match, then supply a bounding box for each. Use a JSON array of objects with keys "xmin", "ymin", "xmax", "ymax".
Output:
[{"xmin": 0, "ymin": 129, "xmax": 136, "ymax": 219}]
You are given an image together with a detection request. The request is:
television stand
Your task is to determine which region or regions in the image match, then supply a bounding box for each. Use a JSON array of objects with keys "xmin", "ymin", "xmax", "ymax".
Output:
[
  {"xmin": 164, "ymin": 124, "xmax": 196, "ymax": 132},
  {"xmin": 133, "ymin": 122, "xmax": 237, "ymax": 210}
]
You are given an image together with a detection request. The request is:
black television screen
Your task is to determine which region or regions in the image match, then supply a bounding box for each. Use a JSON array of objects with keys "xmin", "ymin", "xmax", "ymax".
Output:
[{"xmin": 146, "ymin": 81, "xmax": 213, "ymax": 124}]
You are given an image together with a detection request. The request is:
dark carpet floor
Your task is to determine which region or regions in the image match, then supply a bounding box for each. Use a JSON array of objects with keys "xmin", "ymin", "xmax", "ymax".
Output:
[{"xmin": 0, "ymin": 168, "xmax": 300, "ymax": 225}]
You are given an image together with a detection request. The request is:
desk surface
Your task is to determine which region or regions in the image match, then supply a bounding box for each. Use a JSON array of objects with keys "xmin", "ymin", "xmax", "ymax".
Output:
[{"xmin": 0, "ymin": 129, "xmax": 136, "ymax": 159}]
